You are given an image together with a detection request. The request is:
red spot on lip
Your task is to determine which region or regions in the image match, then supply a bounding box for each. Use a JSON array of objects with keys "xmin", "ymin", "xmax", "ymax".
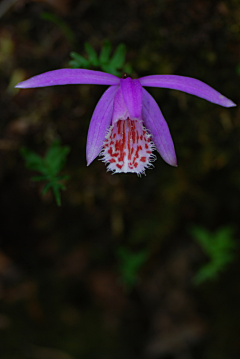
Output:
[
  {"xmin": 102, "ymin": 118, "xmax": 155, "ymax": 174},
  {"xmin": 117, "ymin": 121, "xmax": 121, "ymax": 135}
]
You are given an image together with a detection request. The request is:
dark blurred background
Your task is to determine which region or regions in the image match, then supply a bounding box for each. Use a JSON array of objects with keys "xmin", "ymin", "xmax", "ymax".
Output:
[{"xmin": 0, "ymin": 0, "xmax": 240, "ymax": 358}]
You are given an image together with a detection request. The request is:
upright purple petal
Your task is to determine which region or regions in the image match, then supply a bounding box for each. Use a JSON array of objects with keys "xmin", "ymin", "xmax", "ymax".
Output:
[
  {"xmin": 142, "ymin": 88, "xmax": 177, "ymax": 166},
  {"xmin": 120, "ymin": 78, "xmax": 142, "ymax": 119},
  {"xmin": 112, "ymin": 87, "xmax": 131, "ymax": 124},
  {"xmin": 87, "ymin": 85, "xmax": 119, "ymax": 166},
  {"xmin": 139, "ymin": 75, "xmax": 236, "ymax": 108},
  {"xmin": 15, "ymin": 69, "xmax": 120, "ymax": 89}
]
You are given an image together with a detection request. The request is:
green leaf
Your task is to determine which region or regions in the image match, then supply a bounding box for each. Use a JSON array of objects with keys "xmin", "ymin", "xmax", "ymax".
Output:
[
  {"xmin": 32, "ymin": 175, "xmax": 49, "ymax": 182},
  {"xmin": 21, "ymin": 148, "xmax": 45, "ymax": 173},
  {"xmin": 117, "ymin": 247, "xmax": 149, "ymax": 289},
  {"xmin": 193, "ymin": 262, "xmax": 219, "ymax": 285},
  {"xmin": 109, "ymin": 43, "xmax": 126, "ymax": 70},
  {"xmin": 101, "ymin": 64, "xmax": 121, "ymax": 77},
  {"xmin": 41, "ymin": 179, "xmax": 67, "ymax": 207},
  {"xmin": 42, "ymin": 182, "xmax": 53, "ymax": 195},
  {"xmin": 99, "ymin": 40, "xmax": 112, "ymax": 65},
  {"xmin": 44, "ymin": 141, "xmax": 70, "ymax": 176},
  {"xmin": 190, "ymin": 225, "xmax": 236, "ymax": 285},
  {"xmin": 52, "ymin": 185, "xmax": 62, "ymax": 206},
  {"xmin": 21, "ymin": 141, "xmax": 70, "ymax": 206},
  {"xmin": 69, "ymin": 41, "xmax": 131, "ymax": 76},
  {"xmin": 57, "ymin": 175, "xmax": 70, "ymax": 181},
  {"xmin": 69, "ymin": 60, "xmax": 79, "ymax": 69},
  {"xmin": 69, "ymin": 52, "xmax": 90, "ymax": 68},
  {"xmin": 123, "ymin": 63, "xmax": 133, "ymax": 75},
  {"xmin": 84, "ymin": 43, "xmax": 99, "ymax": 66}
]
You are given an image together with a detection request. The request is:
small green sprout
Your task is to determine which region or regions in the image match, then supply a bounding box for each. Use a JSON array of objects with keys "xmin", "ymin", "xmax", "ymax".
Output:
[
  {"xmin": 190, "ymin": 225, "xmax": 236, "ymax": 285},
  {"xmin": 116, "ymin": 247, "xmax": 149, "ymax": 290},
  {"xmin": 21, "ymin": 141, "xmax": 70, "ymax": 206},
  {"xmin": 69, "ymin": 40, "xmax": 132, "ymax": 76}
]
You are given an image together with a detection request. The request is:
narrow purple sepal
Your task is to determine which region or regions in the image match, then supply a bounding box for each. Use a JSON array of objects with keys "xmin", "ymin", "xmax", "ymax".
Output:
[
  {"xmin": 142, "ymin": 88, "xmax": 177, "ymax": 166},
  {"xmin": 120, "ymin": 78, "xmax": 142, "ymax": 119},
  {"xmin": 86, "ymin": 85, "xmax": 119, "ymax": 166},
  {"xmin": 139, "ymin": 75, "xmax": 236, "ymax": 108},
  {"xmin": 15, "ymin": 69, "xmax": 120, "ymax": 89}
]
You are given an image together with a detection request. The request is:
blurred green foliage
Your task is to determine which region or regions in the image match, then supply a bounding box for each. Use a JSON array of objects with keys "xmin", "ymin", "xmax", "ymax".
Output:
[
  {"xmin": 116, "ymin": 247, "xmax": 149, "ymax": 289},
  {"xmin": 21, "ymin": 141, "xmax": 70, "ymax": 206},
  {"xmin": 1, "ymin": 1, "xmax": 239, "ymax": 357},
  {"xmin": 40, "ymin": 11, "xmax": 132, "ymax": 77},
  {"xmin": 40, "ymin": 12, "xmax": 76, "ymax": 44},
  {"xmin": 236, "ymin": 63, "xmax": 240, "ymax": 76},
  {"xmin": 69, "ymin": 41, "xmax": 132, "ymax": 76},
  {"xmin": 190, "ymin": 226, "xmax": 237, "ymax": 285}
]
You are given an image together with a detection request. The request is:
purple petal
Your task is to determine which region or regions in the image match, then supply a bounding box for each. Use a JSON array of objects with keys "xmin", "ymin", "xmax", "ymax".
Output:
[
  {"xmin": 87, "ymin": 85, "xmax": 119, "ymax": 165},
  {"xmin": 120, "ymin": 78, "xmax": 142, "ymax": 119},
  {"xmin": 112, "ymin": 87, "xmax": 131, "ymax": 124},
  {"xmin": 139, "ymin": 75, "xmax": 236, "ymax": 108},
  {"xmin": 142, "ymin": 88, "xmax": 177, "ymax": 166},
  {"xmin": 15, "ymin": 69, "xmax": 120, "ymax": 89}
]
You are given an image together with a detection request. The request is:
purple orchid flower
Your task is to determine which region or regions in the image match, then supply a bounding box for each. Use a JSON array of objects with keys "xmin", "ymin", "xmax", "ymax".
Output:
[{"xmin": 15, "ymin": 69, "xmax": 236, "ymax": 175}]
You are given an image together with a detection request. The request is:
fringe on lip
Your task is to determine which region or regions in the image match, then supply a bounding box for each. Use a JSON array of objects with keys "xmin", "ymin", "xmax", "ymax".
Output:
[{"xmin": 100, "ymin": 118, "xmax": 156, "ymax": 175}]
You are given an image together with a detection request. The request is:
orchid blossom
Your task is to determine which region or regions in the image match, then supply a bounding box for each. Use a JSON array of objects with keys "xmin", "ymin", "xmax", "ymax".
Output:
[{"xmin": 15, "ymin": 69, "xmax": 235, "ymax": 175}]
